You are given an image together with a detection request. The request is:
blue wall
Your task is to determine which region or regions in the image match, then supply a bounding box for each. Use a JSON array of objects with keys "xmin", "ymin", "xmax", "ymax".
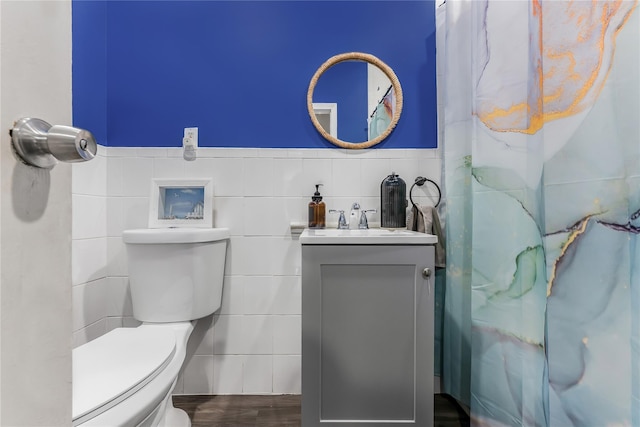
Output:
[
  {"xmin": 73, "ymin": 0, "xmax": 108, "ymax": 147},
  {"xmin": 313, "ymin": 61, "xmax": 368, "ymax": 143},
  {"xmin": 73, "ymin": 1, "xmax": 436, "ymax": 149}
]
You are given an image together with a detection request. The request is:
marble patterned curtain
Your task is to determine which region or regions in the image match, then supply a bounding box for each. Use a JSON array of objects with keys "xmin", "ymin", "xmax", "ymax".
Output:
[{"xmin": 439, "ymin": 0, "xmax": 639, "ymax": 425}]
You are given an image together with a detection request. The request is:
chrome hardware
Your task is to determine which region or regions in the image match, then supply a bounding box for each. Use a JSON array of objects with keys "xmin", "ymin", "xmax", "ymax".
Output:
[
  {"xmin": 349, "ymin": 202, "xmax": 361, "ymax": 229},
  {"xmin": 422, "ymin": 267, "xmax": 432, "ymax": 279},
  {"xmin": 359, "ymin": 209, "xmax": 377, "ymax": 229},
  {"xmin": 10, "ymin": 118, "xmax": 97, "ymax": 169},
  {"xmin": 329, "ymin": 209, "xmax": 348, "ymax": 229}
]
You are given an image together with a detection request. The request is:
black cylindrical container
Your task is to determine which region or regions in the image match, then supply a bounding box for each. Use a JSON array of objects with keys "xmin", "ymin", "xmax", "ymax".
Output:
[{"xmin": 380, "ymin": 172, "xmax": 407, "ymax": 229}]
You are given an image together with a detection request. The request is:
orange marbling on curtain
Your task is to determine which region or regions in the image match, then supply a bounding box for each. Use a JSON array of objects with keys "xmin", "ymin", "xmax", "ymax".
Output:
[{"xmin": 477, "ymin": 0, "xmax": 637, "ymax": 134}]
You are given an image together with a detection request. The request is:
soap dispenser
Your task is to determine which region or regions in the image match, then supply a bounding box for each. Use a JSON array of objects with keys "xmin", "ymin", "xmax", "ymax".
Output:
[{"xmin": 308, "ymin": 184, "xmax": 326, "ymax": 229}]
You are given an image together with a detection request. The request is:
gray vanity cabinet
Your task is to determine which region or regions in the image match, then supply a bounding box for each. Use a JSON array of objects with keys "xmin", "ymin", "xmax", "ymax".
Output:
[{"xmin": 301, "ymin": 243, "xmax": 435, "ymax": 427}]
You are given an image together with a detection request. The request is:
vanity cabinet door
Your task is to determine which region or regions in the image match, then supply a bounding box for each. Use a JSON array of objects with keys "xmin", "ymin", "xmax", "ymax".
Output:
[{"xmin": 301, "ymin": 244, "xmax": 435, "ymax": 427}]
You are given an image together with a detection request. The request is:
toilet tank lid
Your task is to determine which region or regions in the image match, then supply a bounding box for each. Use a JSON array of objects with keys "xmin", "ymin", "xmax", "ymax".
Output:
[{"xmin": 123, "ymin": 227, "xmax": 230, "ymax": 244}]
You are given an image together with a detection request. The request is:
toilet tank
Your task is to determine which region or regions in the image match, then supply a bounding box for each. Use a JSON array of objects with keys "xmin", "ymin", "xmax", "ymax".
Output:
[{"xmin": 122, "ymin": 228, "xmax": 229, "ymax": 323}]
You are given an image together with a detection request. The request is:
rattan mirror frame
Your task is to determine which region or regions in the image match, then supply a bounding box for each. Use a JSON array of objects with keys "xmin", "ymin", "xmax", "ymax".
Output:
[{"xmin": 307, "ymin": 52, "xmax": 403, "ymax": 149}]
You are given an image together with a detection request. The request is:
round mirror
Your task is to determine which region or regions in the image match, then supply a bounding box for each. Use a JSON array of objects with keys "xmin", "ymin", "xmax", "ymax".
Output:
[{"xmin": 307, "ymin": 52, "xmax": 403, "ymax": 149}]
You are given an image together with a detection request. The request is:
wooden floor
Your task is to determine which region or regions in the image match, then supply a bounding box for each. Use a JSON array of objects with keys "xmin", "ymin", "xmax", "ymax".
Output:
[{"xmin": 173, "ymin": 394, "xmax": 470, "ymax": 427}]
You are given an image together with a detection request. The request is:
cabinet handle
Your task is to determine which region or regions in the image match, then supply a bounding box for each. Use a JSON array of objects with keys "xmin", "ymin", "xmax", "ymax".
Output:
[{"xmin": 422, "ymin": 267, "xmax": 432, "ymax": 279}]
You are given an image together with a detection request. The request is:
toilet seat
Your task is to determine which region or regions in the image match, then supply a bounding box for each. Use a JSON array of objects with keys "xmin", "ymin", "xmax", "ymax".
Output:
[{"xmin": 73, "ymin": 327, "xmax": 177, "ymax": 426}]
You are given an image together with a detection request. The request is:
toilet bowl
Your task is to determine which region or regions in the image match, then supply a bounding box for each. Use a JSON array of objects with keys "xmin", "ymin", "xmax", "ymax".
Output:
[
  {"xmin": 73, "ymin": 323, "xmax": 192, "ymax": 427},
  {"xmin": 72, "ymin": 227, "xmax": 229, "ymax": 427}
]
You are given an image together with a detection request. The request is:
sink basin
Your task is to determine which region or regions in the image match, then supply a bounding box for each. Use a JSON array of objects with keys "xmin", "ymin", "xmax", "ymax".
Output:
[{"xmin": 300, "ymin": 228, "xmax": 437, "ymax": 245}]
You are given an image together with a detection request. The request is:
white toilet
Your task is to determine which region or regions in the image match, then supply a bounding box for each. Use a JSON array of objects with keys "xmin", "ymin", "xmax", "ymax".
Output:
[{"xmin": 72, "ymin": 227, "xmax": 229, "ymax": 427}]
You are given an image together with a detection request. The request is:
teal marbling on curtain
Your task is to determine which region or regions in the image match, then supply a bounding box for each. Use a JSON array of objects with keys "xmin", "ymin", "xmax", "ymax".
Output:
[
  {"xmin": 369, "ymin": 87, "xmax": 396, "ymax": 140},
  {"xmin": 440, "ymin": 0, "xmax": 639, "ymax": 425}
]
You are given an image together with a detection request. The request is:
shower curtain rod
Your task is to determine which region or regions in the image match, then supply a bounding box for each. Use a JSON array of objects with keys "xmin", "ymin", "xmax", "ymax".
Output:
[{"xmin": 369, "ymin": 84, "xmax": 393, "ymax": 118}]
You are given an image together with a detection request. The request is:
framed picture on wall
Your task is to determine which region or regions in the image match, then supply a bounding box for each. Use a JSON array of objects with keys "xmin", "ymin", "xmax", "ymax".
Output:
[{"xmin": 148, "ymin": 178, "xmax": 213, "ymax": 228}]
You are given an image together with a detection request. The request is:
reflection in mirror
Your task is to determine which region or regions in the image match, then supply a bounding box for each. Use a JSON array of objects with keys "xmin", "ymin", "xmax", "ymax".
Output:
[
  {"xmin": 312, "ymin": 60, "xmax": 369, "ymax": 143},
  {"xmin": 307, "ymin": 52, "xmax": 403, "ymax": 149},
  {"xmin": 312, "ymin": 103, "xmax": 338, "ymax": 138},
  {"xmin": 367, "ymin": 63, "xmax": 396, "ymax": 141}
]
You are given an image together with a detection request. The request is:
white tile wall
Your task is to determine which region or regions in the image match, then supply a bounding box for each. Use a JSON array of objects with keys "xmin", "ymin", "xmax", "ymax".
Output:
[
  {"xmin": 243, "ymin": 355, "xmax": 273, "ymax": 394},
  {"xmin": 272, "ymin": 316, "xmax": 301, "ymax": 355},
  {"xmin": 73, "ymin": 152, "xmax": 107, "ymax": 196},
  {"xmin": 72, "ymin": 318, "xmax": 107, "ymax": 349},
  {"xmin": 212, "ymin": 355, "xmax": 244, "ymax": 394},
  {"xmin": 182, "ymin": 355, "xmax": 215, "ymax": 394},
  {"xmin": 71, "ymin": 146, "xmax": 442, "ymax": 394},
  {"xmin": 273, "ymin": 355, "xmax": 302, "ymax": 394},
  {"xmin": 72, "ymin": 278, "xmax": 108, "ymax": 331},
  {"xmin": 72, "ymin": 238, "xmax": 107, "ymax": 286},
  {"xmin": 72, "ymin": 151, "xmax": 109, "ymax": 347},
  {"xmin": 72, "ymin": 195, "xmax": 107, "ymax": 239}
]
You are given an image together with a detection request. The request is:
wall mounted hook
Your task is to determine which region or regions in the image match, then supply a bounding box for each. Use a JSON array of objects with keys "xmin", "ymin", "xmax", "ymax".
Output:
[{"xmin": 10, "ymin": 118, "xmax": 97, "ymax": 169}]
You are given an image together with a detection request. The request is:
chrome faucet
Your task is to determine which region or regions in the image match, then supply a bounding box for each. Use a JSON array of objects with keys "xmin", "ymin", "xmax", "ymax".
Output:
[
  {"xmin": 359, "ymin": 209, "xmax": 377, "ymax": 229},
  {"xmin": 349, "ymin": 203, "xmax": 361, "ymax": 229},
  {"xmin": 329, "ymin": 209, "xmax": 348, "ymax": 229}
]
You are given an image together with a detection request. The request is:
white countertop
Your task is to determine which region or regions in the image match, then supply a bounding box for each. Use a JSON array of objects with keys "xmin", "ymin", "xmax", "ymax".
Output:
[{"xmin": 300, "ymin": 228, "xmax": 438, "ymax": 245}]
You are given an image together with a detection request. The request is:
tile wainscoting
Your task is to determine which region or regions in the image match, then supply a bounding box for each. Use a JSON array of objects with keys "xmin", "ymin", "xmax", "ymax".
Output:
[{"xmin": 72, "ymin": 146, "xmax": 442, "ymax": 394}]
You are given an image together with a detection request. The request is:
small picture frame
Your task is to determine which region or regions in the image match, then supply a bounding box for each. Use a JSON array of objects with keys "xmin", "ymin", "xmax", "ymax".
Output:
[{"xmin": 148, "ymin": 178, "xmax": 213, "ymax": 228}]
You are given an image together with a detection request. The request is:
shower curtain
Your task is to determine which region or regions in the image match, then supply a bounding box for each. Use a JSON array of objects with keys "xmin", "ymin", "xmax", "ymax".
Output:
[
  {"xmin": 369, "ymin": 86, "xmax": 396, "ymax": 140},
  {"xmin": 439, "ymin": 1, "xmax": 639, "ymax": 425}
]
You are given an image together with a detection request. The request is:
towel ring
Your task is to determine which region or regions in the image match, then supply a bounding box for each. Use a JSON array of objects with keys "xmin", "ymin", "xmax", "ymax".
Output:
[{"xmin": 409, "ymin": 176, "xmax": 441, "ymax": 208}]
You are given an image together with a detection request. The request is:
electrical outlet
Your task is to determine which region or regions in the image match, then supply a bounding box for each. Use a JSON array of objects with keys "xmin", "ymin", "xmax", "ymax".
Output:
[{"xmin": 183, "ymin": 127, "xmax": 198, "ymax": 148}]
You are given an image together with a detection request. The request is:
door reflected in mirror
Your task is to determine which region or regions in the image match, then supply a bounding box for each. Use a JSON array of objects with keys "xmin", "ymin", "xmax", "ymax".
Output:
[
  {"xmin": 312, "ymin": 103, "xmax": 338, "ymax": 138},
  {"xmin": 307, "ymin": 52, "xmax": 403, "ymax": 149}
]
